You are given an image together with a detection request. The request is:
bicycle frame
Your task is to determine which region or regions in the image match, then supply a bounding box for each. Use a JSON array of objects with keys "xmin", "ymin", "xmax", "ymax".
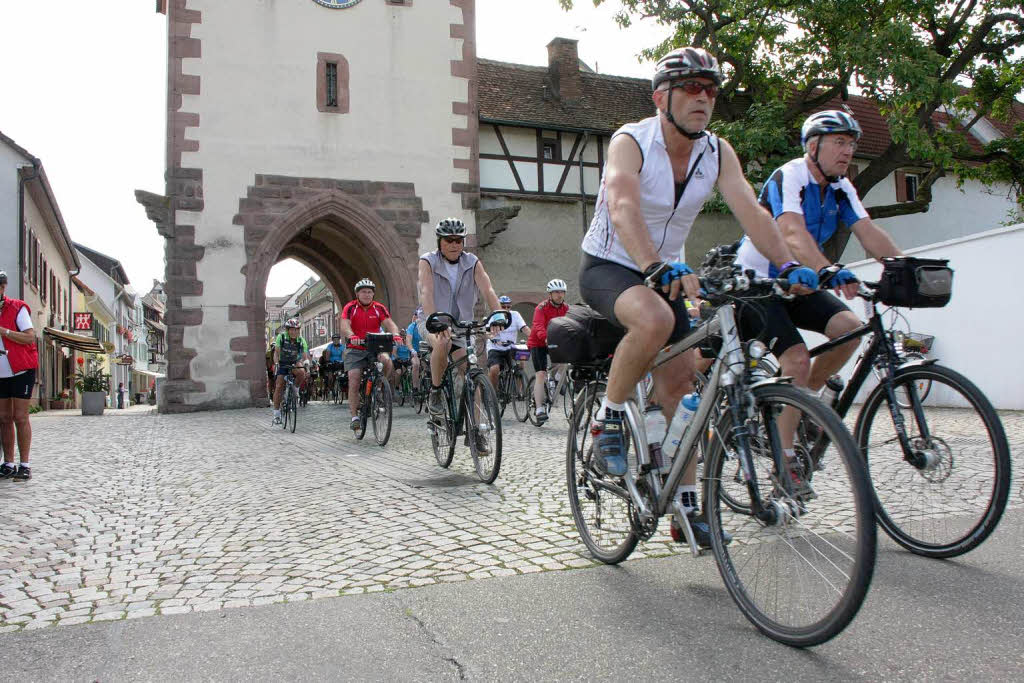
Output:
[
  {"xmin": 807, "ymin": 296, "xmax": 936, "ymax": 467},
  {"xmin": 440, "ymin": 335, "xmax": 480, "ymax": 431}
]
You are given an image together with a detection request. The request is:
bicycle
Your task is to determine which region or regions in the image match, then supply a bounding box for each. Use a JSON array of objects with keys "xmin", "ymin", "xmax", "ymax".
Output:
[
  {"xmin": 394, "ymin": 358, "xmax": 414, "ymax": 407},
  {"xmin": 798, "ymin": 275, "xmax": 1010, "ymax": 559},
  {"xmin": 565, "ymin": 266, "xmax": 876, "ymax": 647},
  {"xmin": 351, "ymin": 333, "xmax": 394, "ymax": 447},
  {"xmin": 425, "ymin": 311, "xmax": 508, "ymax": 483},
  {"xmin": 527, "ymin": 362, "xmax": 572, "ymax": 425},
  {"xmin": 412, "ymin": 342, "xmax": 432, "ymax": 414},
  {"xmin": 494, "ymin": 343, "xmax": 530, "ymax": 422},
  {"xmin": 279, "ymin": 371, "xmax": 299, "ymax": 433}
]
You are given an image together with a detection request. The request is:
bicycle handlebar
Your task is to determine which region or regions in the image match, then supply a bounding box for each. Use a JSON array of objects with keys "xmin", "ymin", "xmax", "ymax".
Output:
[{"xmin": 426, "ymin": 310, "xmax": 511, "ymax": 335}]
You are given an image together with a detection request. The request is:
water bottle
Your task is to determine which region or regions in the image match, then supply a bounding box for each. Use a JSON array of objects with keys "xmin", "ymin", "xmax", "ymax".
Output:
[
  {"xmin": 819, "ymin": 374, "xmax": 844, "ymax": 409},
  {"xmin": 644, "ymin": 408, "xmax": 668, "ymax": 472},
  {"xmin": 663, "ymin": 393, "xmax": 700, "ymax": 458}
]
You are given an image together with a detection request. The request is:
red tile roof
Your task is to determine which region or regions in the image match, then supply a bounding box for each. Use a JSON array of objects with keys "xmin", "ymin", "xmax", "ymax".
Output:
[{"xmin": 478, "ymin": 59, "xmax": 1022, "ymax": 161}]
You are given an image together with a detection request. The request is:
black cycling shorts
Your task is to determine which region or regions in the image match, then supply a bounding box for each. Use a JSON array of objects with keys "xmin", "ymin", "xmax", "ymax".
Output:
[
  {"xmin": 0, "ymin": 369, "xmax": 35, "ymax": 400},
  {"xmin": 737, "ymin": 291, "xmax": 852, "ymax": 357},
  {"xmin": 578, "ymin": 253, "xmax": 691, "ymax": 345},
  {"xmin": 487, "ymin": 348, "xmax": 515, "ymax": 368},
  {"xmin": 530, "ymin": 347, "xmax": 549, "ymax": 373}
]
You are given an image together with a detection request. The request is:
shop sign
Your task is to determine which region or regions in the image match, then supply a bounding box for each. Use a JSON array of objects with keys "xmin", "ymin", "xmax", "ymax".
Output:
[{"xmin": 73, "ymin": 312, "xmax": 94, "ymax": 331}]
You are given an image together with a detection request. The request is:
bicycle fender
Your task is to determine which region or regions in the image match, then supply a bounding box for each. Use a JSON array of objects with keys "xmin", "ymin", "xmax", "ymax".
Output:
[
  {"xmin": 749, "ymin": 375, "xmax": 795, "ymax": 391},
  {"xmin": 898, "ymin": 357, "xmax": 938, "ymax": 370}
]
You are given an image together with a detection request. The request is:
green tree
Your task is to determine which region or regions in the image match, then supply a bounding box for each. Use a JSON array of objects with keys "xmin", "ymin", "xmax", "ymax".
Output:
[{"xmin": 561, "ymin": 0, "xmax": 1024, "ymax": 227}]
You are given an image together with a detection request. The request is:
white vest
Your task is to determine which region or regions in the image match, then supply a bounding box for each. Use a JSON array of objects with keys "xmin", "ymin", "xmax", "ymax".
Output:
[{"xmin": 582, "ymin": 116, "xmax": 721, "ymax": 270}]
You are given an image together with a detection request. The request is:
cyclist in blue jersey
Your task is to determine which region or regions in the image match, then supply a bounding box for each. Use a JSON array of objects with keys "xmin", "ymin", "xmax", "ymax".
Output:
[
  {"xmin": 393, "ymin": 328, "xmax": 414, "ymax": 391},
  {"xmin": 324, "ymin": 333, "xmax": 345, "ymax": 397},
  {"xmin": 406, "ymin": 310, "xmax": 423, "ymax": 394},
  {"xmin": 735, "ymin": 110, "xmax": 903, "ymax": 489}
]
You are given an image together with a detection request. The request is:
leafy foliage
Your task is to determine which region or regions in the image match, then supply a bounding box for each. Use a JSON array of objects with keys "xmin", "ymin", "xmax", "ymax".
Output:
[
  {"xmin": 560, "ymin": 0, "xmax": 1024, "ymax": 219},
  {"xmin": 74, "ymin": 355, "xmax": 111, "ymax": 394}
]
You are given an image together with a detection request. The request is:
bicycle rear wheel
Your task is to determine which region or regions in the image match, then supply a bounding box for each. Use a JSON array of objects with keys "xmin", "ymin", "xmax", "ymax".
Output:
[
  {"xmin": 566, "ymin": 381, "xmax": 639, "ymax": 564},
  {"xmin": 430, "ymin": 383, "xmax": 455, "ymax": 468},
  {"xmin": 704, "ymin": 383, "xmax": 876, "ymax": 647},
  {"xmin": 511, "ymin": 368, "xmax": 529, "ymax": 423},
  {"xmin": 372, "ymin": 378, "xmax": 393, "ymax": 446},
  {"xmin": 467, "ymin": 369, "xmax": 502, "ymax": 483},
  {"xmin": 855, "ymin": 363, "xmax": 1010, "ymax": 558}
]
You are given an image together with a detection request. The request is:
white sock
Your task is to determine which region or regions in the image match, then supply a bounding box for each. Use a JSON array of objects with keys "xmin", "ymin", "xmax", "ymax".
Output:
[
  {"xmin": 19, "ymin": 461, "xmax": 30, "ymax": 469},
  {"xmin": 274, "ymin": 409, "xmax": 280, "ymax": 417},
  {"xmin": 596, "ymin": 397, "xmax": 626, "ymax": 421},
  {"xmin": 783, "ymin": 447, "xmax": 795, "ymax": 462}
]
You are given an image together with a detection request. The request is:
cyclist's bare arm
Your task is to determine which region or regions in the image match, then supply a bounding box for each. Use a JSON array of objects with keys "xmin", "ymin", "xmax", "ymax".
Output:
[
  {"xmin": 382, "ymin": 317, "xmax": 403, "ymax": 338},
  {"xmin": 850, "ymin": 216, "xmax": 903, "ymax": 260},
  {"xmin": 777, "ymin": 212, "xmax": 831, "ymax": 271},
  {"xmin": 717, "ymin": 139, "xmax": 799, "ymax": 270},
  {"xmin": 605, "ymin": 135, "xmax": 661, "ymax": 272},
  {"xmin": 339, "ymin": 317, "xmax": 354, "ymax": 341},
  {"xmin": 417, "ymin": 260, "xmax": 436, "ymax": 318},
  {"xmin": 473, "ymin": 261, "xmax": 501, "ymax": 312}
]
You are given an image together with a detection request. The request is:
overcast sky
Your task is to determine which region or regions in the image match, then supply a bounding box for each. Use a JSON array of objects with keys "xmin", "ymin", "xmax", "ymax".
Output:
[{"xmin": 0, "ymin": 0, "xmax": 668, "ymax": 297}]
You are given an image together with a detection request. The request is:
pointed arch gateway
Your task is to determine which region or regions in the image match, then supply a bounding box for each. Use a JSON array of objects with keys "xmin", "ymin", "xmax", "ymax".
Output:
[{"xmin": 232, "ymin": 175, "xmax": 426, "ymax": 404}]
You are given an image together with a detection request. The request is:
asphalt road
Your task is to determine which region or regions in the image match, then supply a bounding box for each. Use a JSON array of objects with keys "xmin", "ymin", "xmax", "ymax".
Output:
[{"xmin": 2, "ymin": 508, "xmax": 1021, "ymax": 682}]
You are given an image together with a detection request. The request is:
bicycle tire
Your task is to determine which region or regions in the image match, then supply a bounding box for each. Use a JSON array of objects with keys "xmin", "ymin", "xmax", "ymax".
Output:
[
  {"xmin": 289, "ymin": 387, "xmax": 298, "ymax": 433},
  {"xmin": 372, "ymin": 378, "xmax": 393, "ymax": 446},
  {"xmin": 281, "ymin": 394, "xmax": 290, "ymax": 431},
  {"xmin": 566, "ymin": 381, "xmax": 639, "ymax": 564},
  {"xmin": 397, "ymin": 376, "xmax": 406, "ymax": 407},
  {"xmin": 466, "ymin": 369, "xmax": 503, "ymax": 483},
  {"xmin": 854, "ymin": 363, "xmax": 1010, "ymax": 558},
  {"xmin": 497, "ymin": 370, "xmax": 508, "ymax": 419},
  {"xmin": 431, "ymin": 382, "xmax": 455, "ymax": 468},
  {"xmin": 562, "ymin": 376, "xmax": 573, "ymax": 419},
  {"xmin": 704, "ymin": 382, "xmax": 876, "ymax": 647},
  {"xmin": 355, "ymin": 379, "xmax": 369, "ymax": 440},
  {"xmin": 511, "ymin": 367, "xmax": 529, "ymax": 423},
  {"xmin": 526, "ymin": 376, "xmax": 540, "ymax": 425}
]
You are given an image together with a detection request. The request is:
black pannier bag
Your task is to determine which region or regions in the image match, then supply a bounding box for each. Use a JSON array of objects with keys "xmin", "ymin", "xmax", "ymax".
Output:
[
  {"xmin": 876, "ymin": 257, "xmax": 953, "ymax": 308},
  {"xmin": 547, "ymin": 305, "xmax": 623, "ymax": 364},
  {"xmin": 365, "ymin": 332, "xmax": 395, "ymax": 356}
]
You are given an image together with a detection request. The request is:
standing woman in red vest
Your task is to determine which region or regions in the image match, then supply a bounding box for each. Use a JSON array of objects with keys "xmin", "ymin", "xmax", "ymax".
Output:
[{"xmin": 0, "ymin": 271, "xmax": 39, "ymax": 481}]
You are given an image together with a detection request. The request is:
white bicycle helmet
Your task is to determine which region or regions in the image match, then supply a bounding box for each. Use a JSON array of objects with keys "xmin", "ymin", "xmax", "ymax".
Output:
[
  {"xmin": 285, "ymin": 317, "xmax": 300, "ymax": 329},
  {"xmin": 354, "ymin": 278, "xmax": 375, "ymax": 291},
  {"xmin": 435, "ymin": 218, "xmax": 468, "ymax": 238},
  {"xmin": 546, "ymin": 279, "xmax": 567, "ymax": 293},
  {"xmin": 801, "ymin": 110, "xmax": 862, "ymax": 151}
]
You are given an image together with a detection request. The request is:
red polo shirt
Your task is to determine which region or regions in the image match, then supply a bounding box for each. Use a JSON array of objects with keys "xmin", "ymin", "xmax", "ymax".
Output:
[{"xmin": 342, "ymin": 300, "xmax": 391, "ymax": 349}]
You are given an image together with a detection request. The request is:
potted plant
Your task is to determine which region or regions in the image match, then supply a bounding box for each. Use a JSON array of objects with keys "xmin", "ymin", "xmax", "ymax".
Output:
[
  {"xmin": 74, "ymin": 355, "xmax": 111, "ymax": 416},
  {"xmin": 48, "ymin": 389, "xmax": 71, "ymax": 410}
]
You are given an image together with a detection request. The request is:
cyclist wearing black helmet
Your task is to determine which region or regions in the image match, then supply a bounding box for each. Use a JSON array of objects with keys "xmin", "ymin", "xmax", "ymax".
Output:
[
  {"xmin": 418, "ymin": 217, "xmax": 504, "ymax": 421},
  {"xmin": 734, "ymin": 110, "xmax": 903, "ymax": 488},
  {"xmin": 579, "ymin": 47, "xmax": 815, "ymax": 546}
]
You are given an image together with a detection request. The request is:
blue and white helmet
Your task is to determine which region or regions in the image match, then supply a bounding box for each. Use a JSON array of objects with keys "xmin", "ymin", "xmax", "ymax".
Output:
[
  {"xmin": 801, "ymin": 110, "xmax": 862, "ymax": 151},
  {"xmin": 498, "ymin": 295, "xmax": 512, "ymax": 304}
]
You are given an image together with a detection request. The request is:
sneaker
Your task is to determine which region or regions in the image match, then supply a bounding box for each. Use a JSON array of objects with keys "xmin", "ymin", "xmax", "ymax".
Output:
[
  {"xmin": 783, "ymin": 459, "xmax": 817, "ymax": 500},
  {"xmin": 0, "ymin": 463, "xmax": 15, "ymax": 479},
  {"xmin": 670, "ymin": 515, "xmax": 733, "ymax": 549},
  {"xmin": 592, "ymin": 416, "xmax": 627, "ymax": 476},
  {"xmin": 465, "ymin": 430, "xmax": 490, "ymax": 454},
  {"xmin": 428, "ymin": 389, "xmax": 444, "ymax": 416},
  {"xmin": 12, "ymin": 466, "xmax": 30, "ymax": 482},
  {"xmin": 350, "ymin": 416, "xmax": 361, "ymax": 432},
  {"xmin": 535, "ymin": 409, "xmax": 548, "ymax": 425},
  {"xmin": 272, "ymin": 417, "xmax": 282, "ymax": 425}
]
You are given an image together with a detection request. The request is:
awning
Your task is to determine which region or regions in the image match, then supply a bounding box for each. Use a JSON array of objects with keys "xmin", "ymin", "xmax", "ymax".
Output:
[
  {"xmin": 145, "ymin": 318, "xmax": 167, "ymax": 334},
  {"xmin": 132, "ymin": 369, "xmax": 165, "ymax": 378},
  {"xmin": 43, "ymin": 327, "xmax": 106, "ymax": 353}
]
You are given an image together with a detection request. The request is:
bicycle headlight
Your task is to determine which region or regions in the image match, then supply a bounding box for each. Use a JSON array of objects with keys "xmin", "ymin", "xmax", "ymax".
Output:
[
  {"xmin": 747, "ymin": 340, "xmax": 768, "ymax": 360},
  {"xmin": 468, "ymin": 352, "xmax": 478, "ymax": 365},
  {"xmin": 375, "ymin": 361, "xmax": 384, "ymax": 372}
]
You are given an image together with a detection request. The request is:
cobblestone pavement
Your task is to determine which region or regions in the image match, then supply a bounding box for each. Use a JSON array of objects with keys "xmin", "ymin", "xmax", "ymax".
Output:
[{"xmin": 1, "ymin": 402, "xmax": 1020, "ymax": 633}]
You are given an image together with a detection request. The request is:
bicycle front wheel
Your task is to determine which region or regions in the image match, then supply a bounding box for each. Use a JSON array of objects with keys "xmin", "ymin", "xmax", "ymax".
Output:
[
  {"xmin": 372, "ymin": 379, "xmax": 393, "ymax": 446},
  {"xmin": 511, "ymin": 367, "xmax": 529, "ymax": 423},
  {"xmin": 289, "ymin": 388, "xmax": 298, "ymax": 433},
  {"xmin": 705, "ymin": 383, "xmax": 876, "ymax": 647},
  {"xmin": 855, "ymin": 363, "xmax": 1010, "ymax": 558},
  {"xmin": 467, "ymin": 369, "xmax": 502, "ymax": 483},
  {"xmin": 566, "ymin": 381, "xmax": 638, "ymax": 564},
  {"xmin": 526, "ymin": 376, "xmax": 540, "ymax": 425},
  {"xmin": 430, "ymin": 384, "xmax": 455, "ymax": 468}
]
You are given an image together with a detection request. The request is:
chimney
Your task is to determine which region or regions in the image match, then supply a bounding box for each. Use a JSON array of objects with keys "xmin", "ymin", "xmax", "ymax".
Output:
[{"xmin": 547, "ymin": 37, "xmax": 581, "ymax": 101}]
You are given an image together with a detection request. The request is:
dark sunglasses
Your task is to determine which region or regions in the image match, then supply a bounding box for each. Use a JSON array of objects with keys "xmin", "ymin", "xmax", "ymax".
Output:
[
  {"xmin": 671, "ymin": 80, "xmax": 719, "ymax": 97},
  {"xmin": 442, "ymin": 237, "xmax": 464, "ymax": 244}
]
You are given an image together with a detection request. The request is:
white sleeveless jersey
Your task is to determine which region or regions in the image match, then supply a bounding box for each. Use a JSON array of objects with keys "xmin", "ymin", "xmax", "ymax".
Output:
[{"xmin": 582, "ymin": 116, "xmax": 721, "ymax": 270}]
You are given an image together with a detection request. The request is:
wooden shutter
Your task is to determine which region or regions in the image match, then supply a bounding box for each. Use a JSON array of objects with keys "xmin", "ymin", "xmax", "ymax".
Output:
[{"xmin": 894, "ymin": 170, "xmax": 907, "ymax": 202}]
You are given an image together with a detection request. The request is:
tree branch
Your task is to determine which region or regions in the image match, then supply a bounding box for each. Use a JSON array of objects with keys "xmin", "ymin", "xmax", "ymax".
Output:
[{"xmin": 866, "ymin": 166, "xmax": 945, "ymax": 219}]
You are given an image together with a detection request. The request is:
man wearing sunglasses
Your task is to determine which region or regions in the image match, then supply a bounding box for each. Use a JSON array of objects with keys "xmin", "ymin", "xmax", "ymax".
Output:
[
  {"xmin": 579, "ymin": 47, "xmax": 816, "ymax": 547},
  {"xmin": 418, "ymin": 218, "xmax": 504, "ymax": 442}
]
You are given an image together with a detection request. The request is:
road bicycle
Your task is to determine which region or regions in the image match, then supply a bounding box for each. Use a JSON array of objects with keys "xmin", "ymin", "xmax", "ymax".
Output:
[
  {"xmin": 425, "ymin": 311, "xmax": 509, "ymax": 483},
  {"xmin": 493, "ymin": 342, "xmax": 530, "ymax": 422},
  {"xmin": 352, "ymin": 333, "xmax": 394, "ymax": 447},
  {"xmin": 566, "ymin": 266, "xmax": 876, "ymax": 647},
  {"xmin": 797, "ymin": 279, "xmax": 1010, "ymax": 558},
  {"xmin": 279, "ymin": 372, "xmax": 299, "ymax": 433}
]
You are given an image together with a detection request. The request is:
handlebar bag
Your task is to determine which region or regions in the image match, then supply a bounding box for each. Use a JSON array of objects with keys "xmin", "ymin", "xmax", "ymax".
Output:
[
  {"xmin": 877, "ymin": 257, "xmax": 953, "ymax": 308},
  {"xmin": 365, "ymin": 332, "xmax": 395, "ymax": 356},
  {"xmin": 547, "ymin": 305, "xmax": 623, "ymax": 364}
]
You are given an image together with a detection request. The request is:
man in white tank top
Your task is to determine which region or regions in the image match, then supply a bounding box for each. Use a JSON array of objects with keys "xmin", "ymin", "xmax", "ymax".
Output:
[{"xmin": 578, "ymin": 47, "xmax": 820, "ymax": 547}]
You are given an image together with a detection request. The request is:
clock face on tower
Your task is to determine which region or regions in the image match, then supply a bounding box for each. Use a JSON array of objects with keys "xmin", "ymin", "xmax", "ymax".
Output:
[{"xmin": 312, "ymin": 0, "xmax": 363, "ymax": 8}]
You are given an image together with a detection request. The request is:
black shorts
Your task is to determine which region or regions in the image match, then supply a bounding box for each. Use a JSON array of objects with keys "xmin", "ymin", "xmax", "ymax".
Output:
[
  {"xmin": 530, "ymin": 347, "xmax": 550, "ymax": 373},
  {"xmin": 0, "ymin": 369, "xmax": 36, "ymax": 400},
  {"xmin": 579, "ymin": 253, "xmax": 691, "ymax": 345},
  {"xmin": 737, "ymin": 291, "xmax": 852, "ymax": 357},
  {"xmin": 487, "ymin": 348, "xmax": 515, "ymax": 368}
]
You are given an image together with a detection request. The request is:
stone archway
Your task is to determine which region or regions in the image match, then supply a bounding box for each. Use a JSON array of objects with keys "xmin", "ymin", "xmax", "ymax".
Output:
[{"xmin": 231, "ymin": 174, "xmax": 426, "ymax": 403}]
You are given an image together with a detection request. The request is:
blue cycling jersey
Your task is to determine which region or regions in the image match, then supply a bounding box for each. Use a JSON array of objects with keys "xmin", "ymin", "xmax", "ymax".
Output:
[
  {"xmin": 407, "ymin": 322, "xmax": 422, "ymax": 350},
  {"xmin": 326, "ymin": 343, "xmax": 344, "ymax": 362}
]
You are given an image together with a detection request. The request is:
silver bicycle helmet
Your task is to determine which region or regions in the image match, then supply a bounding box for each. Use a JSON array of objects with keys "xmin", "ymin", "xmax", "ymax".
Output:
[
  {"xmin": 435, "ymin": 218, "xmax": 468, "ymax": 238},
  {"xmin": 354, "ymin": 278, "xmax": 375, "ymax": 291},
  {"xmin": 801, "ymin": 110, "xmax": 862, "ymax": 151},
  {"xmin": 652, "ymin": 47, "xmax": 722, "ymax": 90},
  {"xmin": 546, "ymin": 279, "xmax": 567, "ymax": 293}
]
